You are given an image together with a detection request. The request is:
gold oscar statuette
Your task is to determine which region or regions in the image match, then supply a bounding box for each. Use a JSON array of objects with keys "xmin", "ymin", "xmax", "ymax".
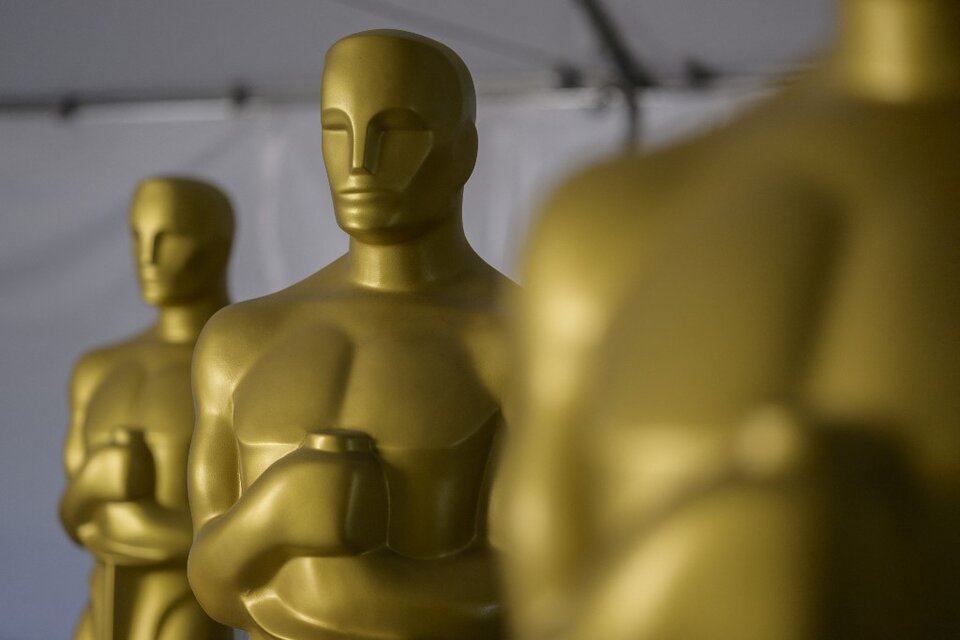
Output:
[
  {"xmin": 505, "ymin": 0, "xmax": 960, "ymax": 637},
  {"xmin": 187, "ymin": 30, "xmax": 514, "ymax": 640},
  {"xmin": 59, "ymin": 177, "xmax": 234, "ymax": 640}
]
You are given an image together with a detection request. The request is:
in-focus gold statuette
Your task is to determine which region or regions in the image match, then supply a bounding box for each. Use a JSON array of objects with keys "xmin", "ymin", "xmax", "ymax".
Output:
[
  {"xmin": 506, "ymin": 0, "xmax": 960, "ymax": 638},
  {"xmin": 59, "ymin": 177, "xmax": 234, "ymax": 639},
  {"xmin": 187, "ymin": 30, "xmax": 514, "ymax": 640}
]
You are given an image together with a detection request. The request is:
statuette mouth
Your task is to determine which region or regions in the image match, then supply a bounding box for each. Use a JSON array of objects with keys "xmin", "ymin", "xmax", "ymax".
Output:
[{"xmin": 339, "ymin": 189, "xmax": 396, "ymax": 200}]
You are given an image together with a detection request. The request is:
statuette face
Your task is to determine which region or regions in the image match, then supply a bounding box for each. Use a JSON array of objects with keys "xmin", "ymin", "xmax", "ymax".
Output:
[
  {"xmin": 59, "ymin": 176, "xmax": 233, "ymax": 640},
  {"xmin": 130, "ymin": 180, "xmax": 232, "ymax": 305},
  {"xmin": 321, "ymin": 31, "xmax": 477, "ymax": 242},
  {"xmin": 187, "ymin": 30, "xmax": 512, "ymax": 640}
]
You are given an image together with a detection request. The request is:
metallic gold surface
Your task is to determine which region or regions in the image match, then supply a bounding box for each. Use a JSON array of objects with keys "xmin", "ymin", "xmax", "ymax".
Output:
[
  {"xmin": 505, "ymin": 0, "xmax": 960, "ymax": 637},
  {"xmin": 187, "ymin": 30, "xmax": 513, "ymax": 640},
  {"xmin": 59, "ymin": 177, "xmax": 234, "ymax": 639}
]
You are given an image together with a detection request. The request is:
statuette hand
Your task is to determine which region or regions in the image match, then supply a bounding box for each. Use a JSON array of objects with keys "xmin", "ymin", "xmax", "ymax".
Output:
[{"xmin": 251, "ymin": 429, "xmax": 388, "ymax": 555}]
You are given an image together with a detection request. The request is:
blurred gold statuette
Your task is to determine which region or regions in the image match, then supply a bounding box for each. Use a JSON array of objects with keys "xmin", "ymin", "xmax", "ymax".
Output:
[
  {"xmin": 187, "ymin": 30, "xmax": 514, "ymax": 640},
  {"xmin": 505, "ymin": 0, "xmax": 960, "ymax": 638},
  {"xmin": 59, "ymin": 177, "xmax": 234, "ymax": 639}
]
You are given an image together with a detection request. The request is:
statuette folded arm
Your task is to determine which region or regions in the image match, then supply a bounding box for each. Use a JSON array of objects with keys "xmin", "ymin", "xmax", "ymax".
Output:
[
  {"xmin": 59, "ymin": 428, "xmax": 155, "ymax": 543},
  {"xmin": 79, "ymin": 501, "xmax": 194, "ymax": 565}
]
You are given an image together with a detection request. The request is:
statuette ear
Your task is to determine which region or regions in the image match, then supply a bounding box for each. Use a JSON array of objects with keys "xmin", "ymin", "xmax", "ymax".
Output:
[{"xmin": 452, "ymin": 122, "xmax": 479, "ymax": 187}]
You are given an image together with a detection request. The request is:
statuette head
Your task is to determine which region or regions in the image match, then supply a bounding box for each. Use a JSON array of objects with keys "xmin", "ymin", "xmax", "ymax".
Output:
[
  {"xmin": 129, "ymin": 176, "xmax": 234, "ymax": 306},
  {"xmin": 321, "ymin": 30, "xmax": 478, "ymax": 243}
]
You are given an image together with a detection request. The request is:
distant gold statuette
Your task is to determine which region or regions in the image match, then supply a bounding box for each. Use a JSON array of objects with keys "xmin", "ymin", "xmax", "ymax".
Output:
[
  {"xmin": 59, "ymin": 177, "xmax": 234, "ymax": 639},
  {"xmin": 505, "ymin": 0, "xmax": 960, "ymax": 638},
  {"xmin": 187, "ymin": 30, "xmax": 514, "ymax": 640}
]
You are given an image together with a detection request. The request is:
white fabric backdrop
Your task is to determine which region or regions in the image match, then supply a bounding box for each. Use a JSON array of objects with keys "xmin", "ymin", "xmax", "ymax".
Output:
[{"xmin": 0, "ymin": 86, "xmax": 754, "ymax": 639}]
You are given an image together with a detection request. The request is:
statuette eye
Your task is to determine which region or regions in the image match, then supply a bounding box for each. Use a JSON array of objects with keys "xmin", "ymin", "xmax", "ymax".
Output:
[
  {"xmin": 321, "ymin": 108, "xmax": 350, "ymax": 132},
  {"xmin": 374, "ymin": 108, "xmax": 429, "ymax": 132}
]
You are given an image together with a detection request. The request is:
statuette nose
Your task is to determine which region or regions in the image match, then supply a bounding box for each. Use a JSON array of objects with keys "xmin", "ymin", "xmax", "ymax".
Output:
[{"xmin": 302, "ymin": 428, "xmax": 374, "ymax": 453}]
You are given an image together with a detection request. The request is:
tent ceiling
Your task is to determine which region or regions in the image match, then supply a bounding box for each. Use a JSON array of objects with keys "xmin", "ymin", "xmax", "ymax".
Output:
[{"xmin": 0, "ymin": 0, "xmax": 833, "ymax": 99}]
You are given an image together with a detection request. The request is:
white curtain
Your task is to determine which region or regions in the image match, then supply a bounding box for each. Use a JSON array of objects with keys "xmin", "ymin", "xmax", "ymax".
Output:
[{"xmin": 0, "ymin": 86, "xmax": 754, "ymax": 639}]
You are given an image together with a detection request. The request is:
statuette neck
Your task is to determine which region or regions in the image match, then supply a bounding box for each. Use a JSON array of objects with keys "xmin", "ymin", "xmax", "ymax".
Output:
[
  {"xmin": 836, "ymin": 0, "xmax": 960, "ymax": 101},
  {"xmin": 156, "ymin": 291, "xmax": 229, "ymax": 343},
  {"xmin": 347, "ymin": 209, "xmax": 480, "ymax": 292}
]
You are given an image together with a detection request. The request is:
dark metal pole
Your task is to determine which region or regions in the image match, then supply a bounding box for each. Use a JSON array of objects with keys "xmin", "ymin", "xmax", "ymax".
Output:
[{"xmin": 573, "ymin": 0, "xmax": 655, "ymax": 147}]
